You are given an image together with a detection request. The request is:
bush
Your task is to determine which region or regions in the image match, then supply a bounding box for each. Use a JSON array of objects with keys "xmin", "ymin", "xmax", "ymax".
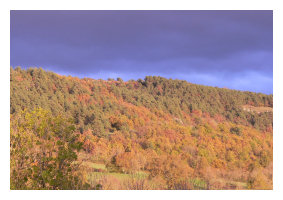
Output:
[
  {"xmin": 230, "ymin": 126, "xmax": 242, "ymax": 136},
  {"xmin": 10, "ymin": 108, "xmax": 90, "ymax": 190}
]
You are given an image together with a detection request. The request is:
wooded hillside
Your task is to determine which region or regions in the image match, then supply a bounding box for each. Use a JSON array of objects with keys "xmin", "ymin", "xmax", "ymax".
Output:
[{"xmin": 10, "ymin": 67, "xmax": 273, "ymax": 190}]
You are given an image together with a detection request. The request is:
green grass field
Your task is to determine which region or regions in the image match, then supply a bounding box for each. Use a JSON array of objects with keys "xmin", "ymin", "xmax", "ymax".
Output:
[{"xmin": 80, "ymin": 160, "xmax": 247, "ymax": 190}]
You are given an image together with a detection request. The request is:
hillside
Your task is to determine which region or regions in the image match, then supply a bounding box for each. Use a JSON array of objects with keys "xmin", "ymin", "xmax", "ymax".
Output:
[{"xmin": 10, "ymin": 67, "xmax": 273, "ymax": 190}]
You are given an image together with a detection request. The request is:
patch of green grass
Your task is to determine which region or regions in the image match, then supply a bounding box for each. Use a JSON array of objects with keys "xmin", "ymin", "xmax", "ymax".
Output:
[
  {"xmin": 91, "ymin": 163, "xmax": 107, "ymax": 170},
  {"xmin": 83, "ymin": 161, "xmax": 149, "ymax": 187},
  {"xmin": 90, "ymin": 171, "xmax": 148, "ymax": 180},
  {"xmin": 107, "ymin": 172, "xmax": 132, "ymax": 180},
  {"xmin": 80, "ymin": 161, "xmax": 106, "ymax": 170},
  {"xmin": 189, "ymin": 178, "xmax": 207, "ymax": 190},
  {"xmin": 228, "ymin": 181, "xmax": 247, "ymax": 189}
]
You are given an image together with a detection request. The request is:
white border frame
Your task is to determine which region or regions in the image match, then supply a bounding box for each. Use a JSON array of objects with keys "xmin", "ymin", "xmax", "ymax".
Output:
[{"xmin": 1, "ymin": 1, "xmax": 282, "ymax": 200}]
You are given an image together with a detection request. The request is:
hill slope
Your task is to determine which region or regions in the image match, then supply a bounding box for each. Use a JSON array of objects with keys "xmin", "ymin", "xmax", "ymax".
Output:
[{"xmin": 10, "ymin": 67, "xmax": 273, "ymax": 189}]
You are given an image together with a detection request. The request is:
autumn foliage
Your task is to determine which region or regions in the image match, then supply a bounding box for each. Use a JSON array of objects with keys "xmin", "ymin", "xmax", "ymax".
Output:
[{"xmin": 10, "ymin": 67, "xmax": 273, "ymax": 190}]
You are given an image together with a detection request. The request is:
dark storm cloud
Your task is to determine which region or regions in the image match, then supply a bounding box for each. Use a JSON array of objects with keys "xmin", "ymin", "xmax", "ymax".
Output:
[{"xmin": 10, "ymin": 10, "xmax": 273, "ymax": 94}]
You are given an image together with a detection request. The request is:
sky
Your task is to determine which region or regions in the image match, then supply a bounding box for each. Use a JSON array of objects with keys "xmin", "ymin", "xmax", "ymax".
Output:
[{"xmin": 10, "ymin": 10, "xmax": 273, "ymax": 94}]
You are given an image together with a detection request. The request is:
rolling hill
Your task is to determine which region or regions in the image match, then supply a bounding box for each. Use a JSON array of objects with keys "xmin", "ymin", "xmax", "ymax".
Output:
[{"xmin": 10, "ymin": 67, "xmax": 273, "ymax": 190}]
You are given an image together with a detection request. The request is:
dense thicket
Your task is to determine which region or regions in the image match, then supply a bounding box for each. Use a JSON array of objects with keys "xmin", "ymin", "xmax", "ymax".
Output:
[
  {"xmin": 10, "ymin": 108, "xmax": 92, "ymax": 189},
  {"xmin": 10, "ymin": 67, "xmax": 273, "ymax": 189}
]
